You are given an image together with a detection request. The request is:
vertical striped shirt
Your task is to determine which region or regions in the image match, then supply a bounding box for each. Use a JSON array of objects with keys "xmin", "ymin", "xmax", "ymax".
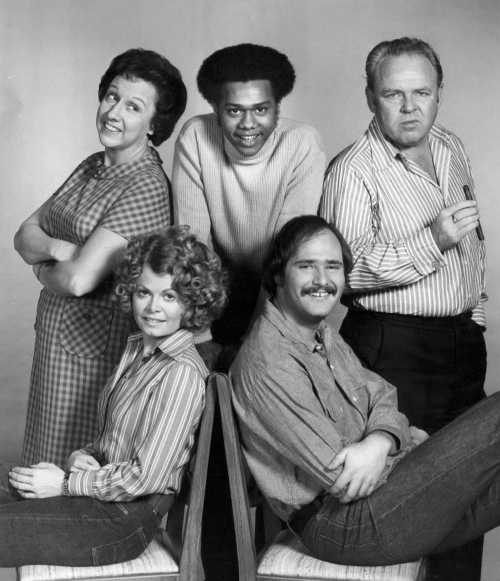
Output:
[
  {"xmin": 67, "ymin": 330, "xmax": 207, "ymax": 501},
  {"xmin": 320, "ymin": 118, "xmax": 486, "ymax": 327},
  {"xmin": 172, "ymin": 114, "xmax": 326, "ymax": 275}
]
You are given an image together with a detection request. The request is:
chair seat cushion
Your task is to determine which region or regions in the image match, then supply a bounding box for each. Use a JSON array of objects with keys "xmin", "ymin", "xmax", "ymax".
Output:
[
  {"xmin": 17, "ymin": 539, "xmax": 179, "ymax": 581},
  {"xmin": 257, "ymin": 530, "xmax": 423, "ymax": 580}
]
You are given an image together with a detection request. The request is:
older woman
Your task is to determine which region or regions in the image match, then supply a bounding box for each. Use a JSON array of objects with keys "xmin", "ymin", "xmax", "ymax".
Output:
[
  {"xmin": 0, "ymin": 227, "xmax": 227, "ymax": 566},
  {"xmin": 14, "ymin": 48, "xmax": 187, "ymax": 466}
]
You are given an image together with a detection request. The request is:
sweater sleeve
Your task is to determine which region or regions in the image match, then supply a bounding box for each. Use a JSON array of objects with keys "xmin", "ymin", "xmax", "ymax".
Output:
[
  {"xmin": 275, "ymin": 126, "xmax": 326, "ymax": 232},
  {"xmin": 172, "ymin": 119, "xmax": 212, "ymax": 246}
]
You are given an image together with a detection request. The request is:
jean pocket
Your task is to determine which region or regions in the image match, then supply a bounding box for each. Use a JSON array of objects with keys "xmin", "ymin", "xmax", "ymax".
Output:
[
  {"xmin": 58, "ymin": 300, "xmax": 113, "ymax": 357},
  {"xmin": 92, "ymin": 527, "xmax": 148, "ymax": 566}
]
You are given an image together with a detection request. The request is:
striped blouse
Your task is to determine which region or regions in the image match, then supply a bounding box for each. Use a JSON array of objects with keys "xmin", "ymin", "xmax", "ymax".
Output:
[
  {"xmin": 320, "ymin": 119, "xmax": 486, "ymax": 327},
  {"xmin": 67, "ymin": 330, "xmax": 207, "ymax": 501}
]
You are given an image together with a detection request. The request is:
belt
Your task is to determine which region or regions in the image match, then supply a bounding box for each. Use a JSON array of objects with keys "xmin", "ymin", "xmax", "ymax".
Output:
[
  {"xmin": 147, "ymin": 493, "xmax": 175, "ymax": 519},
  {"xmin": 288, "ymin": 495, "xmax": 325, "ymax": 535},
  {"xmin": 346, "ymin": 308, "xmax": 473, "ymax": 328}
]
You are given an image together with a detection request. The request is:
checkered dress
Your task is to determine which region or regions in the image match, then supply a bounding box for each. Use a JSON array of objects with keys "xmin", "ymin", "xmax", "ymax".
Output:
[{"xmin": 22, "ymin": 147, "xmax": 171, "ymax": 466}]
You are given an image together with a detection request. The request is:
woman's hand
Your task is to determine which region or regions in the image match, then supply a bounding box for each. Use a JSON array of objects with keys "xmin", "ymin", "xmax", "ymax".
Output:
[
  {"xmin": 52, "ymin": 239, "xmax": 79, "ymax": 262},
  {"xmin": 66, "ymin": 451, "xmax": 101, "ymax": 472},
  {"xmin": 9, "ymin": 463, "xmax": 66, "ymax": 499}
]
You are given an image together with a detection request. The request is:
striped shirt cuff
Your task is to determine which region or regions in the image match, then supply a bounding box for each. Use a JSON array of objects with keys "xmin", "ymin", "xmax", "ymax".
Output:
[
  {"xmin": 67, "ymin": 469, "xmax": 97, "ymax": 497},
  {"xmin": 406, "ymin": 228, "xmax": 444, "ymax": 276},
  {"xmin": 472, "ymin": 301, "xmax": 487, "ymax": 329}
]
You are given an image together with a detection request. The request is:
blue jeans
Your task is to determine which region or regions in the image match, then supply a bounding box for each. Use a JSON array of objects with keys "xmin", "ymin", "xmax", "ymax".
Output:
[
  {"xmin": 299, "ymin": 392, "xmax": 500, "ymax": 566},
  {"xmin": 0, "ymin": 466, "xmax": 160, "ymax": 566}
]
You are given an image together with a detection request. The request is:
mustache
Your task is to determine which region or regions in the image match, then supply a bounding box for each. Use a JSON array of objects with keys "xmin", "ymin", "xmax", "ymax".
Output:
[{"xmin": 301, "ymin": 284, "xmax": 338, "ymax": 296}]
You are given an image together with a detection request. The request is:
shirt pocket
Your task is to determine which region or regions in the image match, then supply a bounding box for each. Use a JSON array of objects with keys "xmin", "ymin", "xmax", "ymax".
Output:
[{"xmin": 58, "ymin": 300, "xmax": 113, "ymax": 358}]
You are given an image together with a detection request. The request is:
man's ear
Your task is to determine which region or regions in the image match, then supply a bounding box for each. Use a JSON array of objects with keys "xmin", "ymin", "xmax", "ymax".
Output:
[
  {"xmin": 437, "ymin": 84, "xmax": 443, "ymax": 106},
  {"xmin": 274, "ymin": 272, "xmax": 284, "ymax": 289},
  {"xmin": 365, "ymin": 86, "xmax": 376, "ymax": 113}
]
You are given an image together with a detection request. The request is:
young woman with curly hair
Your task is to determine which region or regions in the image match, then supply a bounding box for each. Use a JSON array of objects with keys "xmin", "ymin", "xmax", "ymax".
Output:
[{"xmin": 0, "ymin": 227, "xmax": 227, "ymax": 566}]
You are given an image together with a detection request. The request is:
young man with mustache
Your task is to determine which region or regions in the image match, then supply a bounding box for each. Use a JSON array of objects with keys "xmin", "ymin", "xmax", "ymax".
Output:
[{"xmin": 230, "ymin": 215, "xmax": 500, "ymax": 574}]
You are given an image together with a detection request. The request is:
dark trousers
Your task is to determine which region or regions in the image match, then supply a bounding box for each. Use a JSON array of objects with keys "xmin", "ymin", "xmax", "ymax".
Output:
[
  {"xmin": 300, "ymin": 393, "xmax": 500, "ymax": 567},
  {"xmin": 340, "ymin": 309, "xmax": 487, "ymax": 580},
  {"xmin": 0, "ymin": 464, "xmax": 160, "ymax": 566}
]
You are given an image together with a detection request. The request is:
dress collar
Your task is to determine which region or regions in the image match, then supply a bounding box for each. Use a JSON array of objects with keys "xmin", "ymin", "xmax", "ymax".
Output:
[{"xmin": 91, "ymin": 146, "xmax": 162, "ymax": 180}]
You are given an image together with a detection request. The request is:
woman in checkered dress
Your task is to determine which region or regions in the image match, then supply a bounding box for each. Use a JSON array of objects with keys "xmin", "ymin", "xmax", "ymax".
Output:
[{"xmin": 14, "ymin": 49, "xmax": 187, "ymax": 467}]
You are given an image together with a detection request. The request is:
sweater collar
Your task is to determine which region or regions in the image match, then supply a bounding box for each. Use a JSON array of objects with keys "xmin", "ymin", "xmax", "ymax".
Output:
[{"xmin": 223, "ymin": 119, "xmax": 280, "ymax": 165}]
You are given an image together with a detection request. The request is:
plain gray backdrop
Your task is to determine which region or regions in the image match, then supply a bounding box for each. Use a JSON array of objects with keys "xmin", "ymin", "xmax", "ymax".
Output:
[{"xmin": 1, "ymin": 1, "xmax": 499, "ymax": 578}]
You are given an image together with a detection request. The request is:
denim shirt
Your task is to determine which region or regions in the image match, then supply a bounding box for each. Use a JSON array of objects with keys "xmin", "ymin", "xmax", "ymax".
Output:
[{"xmin": 230, "ymin": 300, "xmax": 411, "ymax": 521}]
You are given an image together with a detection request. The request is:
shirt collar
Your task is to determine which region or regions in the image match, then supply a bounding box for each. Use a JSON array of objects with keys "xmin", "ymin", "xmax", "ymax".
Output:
[
  {"xmin": 367, "ymin": 117, "xmax": 451, "ymax": 173},
  {"xmin": 127, "ymin": 329, "xmax": 195, "ymax": 361},
  {"xmin": 91, "ymin": 146, "xmax": 162, "ymax": 180},
  {"xmin": 262, "ymin": 298, "xmax": 327, "ymax": 353}
]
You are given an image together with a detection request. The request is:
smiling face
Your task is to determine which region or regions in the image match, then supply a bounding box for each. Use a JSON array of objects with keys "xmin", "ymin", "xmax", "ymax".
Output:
[
  {"xmin": 215, "ymin": 79, "xmax": 278, "ymax": 157},
  {"xmin": 96, "ymin": 75, "xmax": 158, "ymax": 165},
  {"xmin": 275, "ymin": 229, "xmax": 345, "ymax": 334},
  {"xmin": 132, "ymin": 265, "xmax": 186, "ymax": 354},
  {"xmin": 366, "ymin": 53, "xmax": 441, "ymax": 154}
]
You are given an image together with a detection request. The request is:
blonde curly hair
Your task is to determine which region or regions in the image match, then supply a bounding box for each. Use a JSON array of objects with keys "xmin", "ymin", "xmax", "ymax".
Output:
[{"xmin": 115, "ymin": 226, "xmax": 228, "ymax": 331}]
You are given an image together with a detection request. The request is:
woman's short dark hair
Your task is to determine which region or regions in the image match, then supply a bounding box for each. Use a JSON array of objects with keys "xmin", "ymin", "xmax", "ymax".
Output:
[
  {"xmin": 366, "ymin": 37, "xmax": 443, "ymax": 91},
  {"xmin": 197, "ymin": 43, "xmax": 295, "ymax": 104},
  {"xmin": 98, "ymin": 48, "xmax": 187, "ymax": 146},
  {"xmin": 115, "ymin": 226, "xmax": 228, "ymax": 331},
  {"xmin": 262, "ymin": 215, "xmax": 353, "ymax": 297}
]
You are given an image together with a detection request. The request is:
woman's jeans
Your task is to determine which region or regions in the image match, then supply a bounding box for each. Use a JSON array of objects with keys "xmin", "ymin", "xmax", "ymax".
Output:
[
  {"xmin": 300, "ymin": 392, "xmax": 500, "ymax": 565},
  {"xmin": 0, "ymin": 467, "xmax": 160, "ymax": 567}
]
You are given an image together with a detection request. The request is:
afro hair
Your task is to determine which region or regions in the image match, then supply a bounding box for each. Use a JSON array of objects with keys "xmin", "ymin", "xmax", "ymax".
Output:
[{"xmin": 197, "ymin": 43, "xmax": 295, "ymax": 104}]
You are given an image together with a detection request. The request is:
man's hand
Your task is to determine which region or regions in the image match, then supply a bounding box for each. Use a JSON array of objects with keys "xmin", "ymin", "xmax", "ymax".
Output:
[
  {"xmin": 9, "ymin": 463, "xmax": 65, "ymax": 499},
  {"xmin": 430, "ymin": 200, "xmax": 480, "ymax": 252},
  {"xmin": 330, "ymin": 432, "xmax": 393, "ymax": 503},
  {"xmin": 409, "ymin": 426, "xmax": 429, "ymax": 446},
  {"xmin": 66, "ymin": 451, "xmax": 101, "ymax": 473}
]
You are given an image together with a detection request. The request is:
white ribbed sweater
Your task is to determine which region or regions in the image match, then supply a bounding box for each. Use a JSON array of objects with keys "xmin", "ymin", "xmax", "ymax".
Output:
[{"xmin": 172, "ymin": 114, "xmax": 326, "ymax": 274}]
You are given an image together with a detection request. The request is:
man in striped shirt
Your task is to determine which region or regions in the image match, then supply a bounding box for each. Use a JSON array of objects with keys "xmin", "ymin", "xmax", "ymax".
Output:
[
  {"xmin": 320, "ymin": 37, "xmax": 486, "ymax": 580},
  {"xmin": 173, "ymin": 43, "xmax": 325, "ymax": 349}
]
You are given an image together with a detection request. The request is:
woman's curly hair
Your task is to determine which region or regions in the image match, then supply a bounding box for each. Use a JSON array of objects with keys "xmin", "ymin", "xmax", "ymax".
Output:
[{"xmin": 115, "ymin": 226, "xmax": 228, "ymax": 331}]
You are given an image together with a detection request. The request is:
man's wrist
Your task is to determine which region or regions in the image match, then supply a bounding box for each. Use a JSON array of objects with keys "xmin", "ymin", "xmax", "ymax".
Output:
[{"xmin": 367, "ymin": 430, "xmax": 396, "ymax": 454}]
